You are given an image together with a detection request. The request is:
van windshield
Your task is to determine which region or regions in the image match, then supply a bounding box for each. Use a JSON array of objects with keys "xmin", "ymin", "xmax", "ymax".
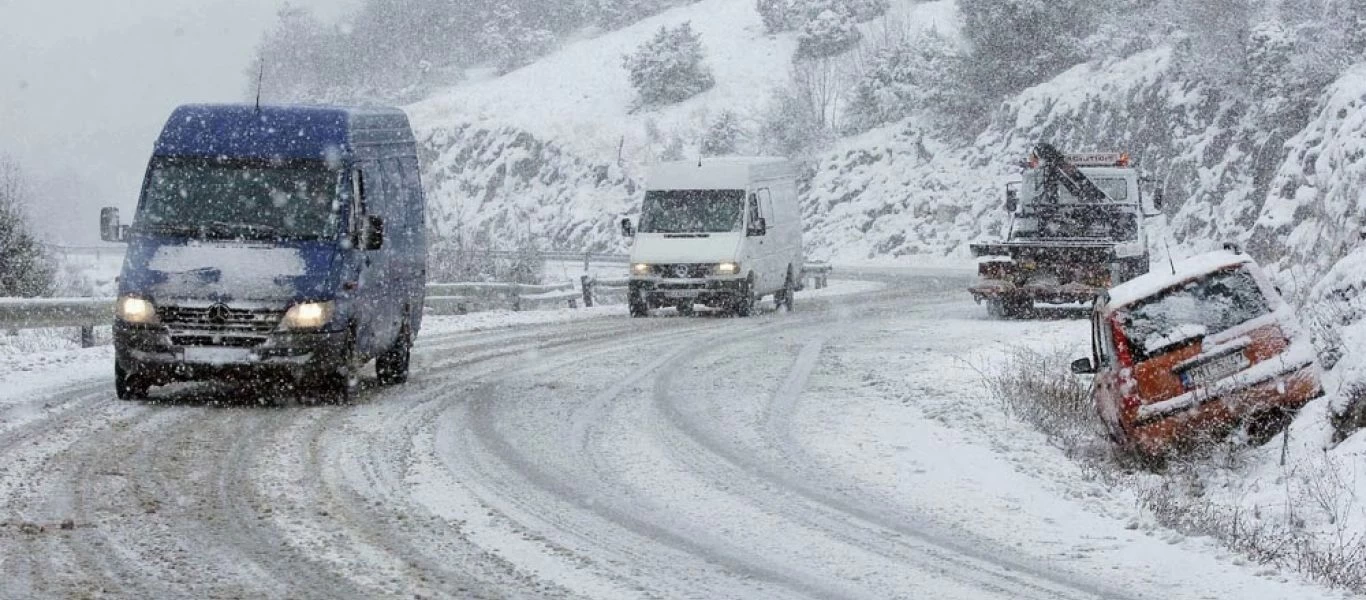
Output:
[
  {"xmin": 1118, "ymin": 267, "xmax": 1271, "ymax": 359},
  {"xmin": 135, "ymin": 157, "xmax": 342, "ymax": 241},
  {"xmin": 638, "ymin": 190, "xmax": 745, "ymax": 234}
]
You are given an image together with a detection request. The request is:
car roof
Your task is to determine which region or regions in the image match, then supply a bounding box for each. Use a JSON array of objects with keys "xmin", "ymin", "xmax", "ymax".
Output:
[
  {"xmin": 1102, "ymin": 251, "xmax": 1255, "ymax": 312},
  {"xmin": 153, "ymin": 103, "xmax": 412, "ymax": 161}
]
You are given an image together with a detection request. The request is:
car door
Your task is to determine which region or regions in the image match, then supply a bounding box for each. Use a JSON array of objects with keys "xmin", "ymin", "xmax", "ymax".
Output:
[
  {"xmin": 370, "ymin": 157, "xmax": 406, "ymax": 352},
  {"xmin": 759, "ymin": 188, "xmax": 782, "ymax": 286},
  {"xmin": 745, "ymin": 191, "xmax": 767, "ymax": 292},
  {"xmin": 1090, "ymin": 310, "xmax": 1126, "ymax": 441}
]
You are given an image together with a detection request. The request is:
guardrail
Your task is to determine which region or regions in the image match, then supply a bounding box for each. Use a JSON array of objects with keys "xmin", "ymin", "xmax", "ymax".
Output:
[
  {"xmin": 2, "ymin": 263, "xmax": 833, "ymax": 347},
  {"xmin": 802, "ymin": 263, "xmax": 832, "ymax": 290},
  {"xmin": 0, "ymin": 281, "xmax": 590, "ymax": 348}
]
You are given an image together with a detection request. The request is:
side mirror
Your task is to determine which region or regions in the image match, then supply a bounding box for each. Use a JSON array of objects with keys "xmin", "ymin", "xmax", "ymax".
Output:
[
  {"xmin": 748, "ymin": 217, "xmax": 767, "ymax": 237},
  {"xmin": 365, "ymin": 215, "xmax": 384, "ymax": 250},
  {"xmin": 1070, "ymin": 357, "xmax": 1097, "ymax": 375},
  {"xmin": 1152, "ymin": 189, "xmax": 1165, "ymax": 212},
  {"xmin": 1004, "ymin": 189, "xmax": 1019, "ymax": 213},
  {"xmin": 100, "ymin": 207, "xmax": 123, "ymax": 243},
  {"xmin": 620, "ymin": 217, "xmax": 635, "ymax": 238}
]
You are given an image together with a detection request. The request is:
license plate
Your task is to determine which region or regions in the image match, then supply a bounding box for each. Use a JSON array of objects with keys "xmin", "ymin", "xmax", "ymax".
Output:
[
  {"xmin": 181, "ymin": 347, "xmax": 254, "ymax": 365},
  {"xmin": 662, "ymin": 290, "xmax": 698, "ymax": 298},
  {"xmin": 1181, "ymin": 352, "xmax": 1249, "ymax": 388}
]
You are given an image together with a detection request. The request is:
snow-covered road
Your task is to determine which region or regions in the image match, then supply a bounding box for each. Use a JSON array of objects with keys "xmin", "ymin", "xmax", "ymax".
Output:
[{"xmin": 0, "ymin": 271, "xmax": 1343, "ymax": 599}]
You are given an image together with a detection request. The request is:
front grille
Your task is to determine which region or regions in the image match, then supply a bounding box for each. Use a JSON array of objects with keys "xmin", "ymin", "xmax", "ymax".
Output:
[
  {"xmin": 159, "ymin": 306, "xmax": 284, "ymax": 334},
  {"xmin": 171, "ymin": 335, "xmax": 266, "ymax": 348},
  {"xmin": 651, "ymin": 264, "xmax": 713, "ymax": 279}
]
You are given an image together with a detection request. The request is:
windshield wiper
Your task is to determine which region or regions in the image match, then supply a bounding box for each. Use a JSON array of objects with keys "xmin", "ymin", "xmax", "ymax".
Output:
[
  {"xmin": 202, "ymin": 221, "xmax": 321, "ymax": 241},
  {"xmin": 135, "ymin": 223, "xmax": 198, "ymax": 236}
]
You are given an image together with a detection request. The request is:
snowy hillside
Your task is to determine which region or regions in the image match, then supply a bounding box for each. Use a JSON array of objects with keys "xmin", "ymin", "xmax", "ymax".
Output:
[{"xmin": 406, "ymin": 0, "xmax": 957, "ymax": 252}]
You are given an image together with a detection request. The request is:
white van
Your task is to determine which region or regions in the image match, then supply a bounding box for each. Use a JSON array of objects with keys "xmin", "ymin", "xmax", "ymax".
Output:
[{"xmin": 620, "ymin": 158, "xmax": 804, "ymax": 317}]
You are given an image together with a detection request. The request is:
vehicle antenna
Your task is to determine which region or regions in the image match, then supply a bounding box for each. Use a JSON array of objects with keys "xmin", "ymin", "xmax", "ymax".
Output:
[
  {"xmin": 1163, "ymin": 236, "xmax": 1177, "ymax": 276},
  {"xmin": 254, "ymin": 61, "xmax": 265, "ymax": 113}
]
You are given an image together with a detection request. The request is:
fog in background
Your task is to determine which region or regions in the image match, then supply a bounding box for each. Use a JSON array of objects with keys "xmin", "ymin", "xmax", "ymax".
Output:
[{"xmin": 0, "ymin": 0, "xmax": 354, "ymax": 244}]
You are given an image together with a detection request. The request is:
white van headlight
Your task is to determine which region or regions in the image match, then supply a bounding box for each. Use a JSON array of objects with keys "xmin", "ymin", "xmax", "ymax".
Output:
[
  {"xmin": 115, "ymin": 296, "xmax": 159, "ymax": 325},
  {"xmin": 632, "ymin": 263, "xmax": 652, "ymax": 275},
  {"xmin": 716, "ymin": 262, "xmax": 739, "ymax": 275},
  {"xmin": 281, "ymin": 301, "xmax": 335, "ymax": 330}
]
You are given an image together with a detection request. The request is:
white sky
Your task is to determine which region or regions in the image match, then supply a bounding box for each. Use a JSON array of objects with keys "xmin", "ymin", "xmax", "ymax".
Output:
[{"xmin": 0, "ymin": 0, "xmax": 355, "ymax": 243}]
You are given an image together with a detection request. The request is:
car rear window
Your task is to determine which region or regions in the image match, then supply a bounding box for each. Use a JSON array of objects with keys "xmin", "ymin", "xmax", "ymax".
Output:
[{"xmin": 1119, "ymin": 266, "xmax": 1271, "ymax": 359}]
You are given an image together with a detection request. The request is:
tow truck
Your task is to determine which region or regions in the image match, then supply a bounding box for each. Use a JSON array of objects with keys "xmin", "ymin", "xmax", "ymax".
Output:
[{"xmin": 968, "ymin": 143, "xmax": 1165, "ymax": 318}]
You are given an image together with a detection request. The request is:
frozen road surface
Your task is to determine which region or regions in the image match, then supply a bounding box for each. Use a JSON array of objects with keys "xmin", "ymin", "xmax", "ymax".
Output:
[{"xmin": 0, "ymin": 270, "xmax": 1341, "ymax": 599}]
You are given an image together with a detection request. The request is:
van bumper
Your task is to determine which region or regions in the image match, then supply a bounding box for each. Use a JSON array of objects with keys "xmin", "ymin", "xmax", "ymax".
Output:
[
  {"xmin": 630, "ymin": 276, "xmax": 748, "ymax": 307},
  {"xmin": 114, "ymin": 322, "xmax": 351, "ymax": 384},
  {"xmin": 1128, "ymin": 364, "xmax": 1323, "ymax": 457}
]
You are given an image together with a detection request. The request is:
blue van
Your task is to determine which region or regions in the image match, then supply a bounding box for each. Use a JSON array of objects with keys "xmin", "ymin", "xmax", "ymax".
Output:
[{"xmin": 99, "ymin": 104, "xmax": 427, "ymax": 402}]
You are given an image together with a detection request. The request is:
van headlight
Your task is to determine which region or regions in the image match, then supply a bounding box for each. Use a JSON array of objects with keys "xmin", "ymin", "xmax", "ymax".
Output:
[
  {"xmin": 716, "ymin": 262, "xmax": 740, "ymax": 275},
  {"xmin": 115, "ymin": 296, "xmax": 159, "ymax": 325},
  {"xmin": 280, "ymin": 301, "xmax": 335, "ymax": 331},
  {"xmin": 632, "ymin": 263, "xmax": 652, "ymax": 276}
]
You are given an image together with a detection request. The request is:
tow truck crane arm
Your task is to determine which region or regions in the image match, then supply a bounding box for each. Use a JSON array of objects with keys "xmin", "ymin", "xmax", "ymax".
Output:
[{"xmin": 1033, "ymin": 143, "xmax": 1112, "ymax": 204}]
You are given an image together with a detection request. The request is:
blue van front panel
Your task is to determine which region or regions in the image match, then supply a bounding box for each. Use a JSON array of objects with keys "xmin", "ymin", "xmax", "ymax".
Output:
[{"xmin": 119, "ymin": 236, "xmax": 344, "ymax": 308}]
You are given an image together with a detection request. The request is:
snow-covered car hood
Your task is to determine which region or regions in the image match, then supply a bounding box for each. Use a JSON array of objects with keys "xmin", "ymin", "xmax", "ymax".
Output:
[
  {"xmin": 629, "ymin": 232, "xmax": 743, "ymax": 264},
  {"xmin": 118, "ymin": 237, "xmax": 341, "ymax": 305}
]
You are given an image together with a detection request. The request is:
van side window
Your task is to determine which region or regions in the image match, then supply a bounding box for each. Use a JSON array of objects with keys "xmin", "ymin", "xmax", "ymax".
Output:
[
  {"xmin": 758, "ymin": 189, "xmax": 774, "ymax": 223},
  {"xmin": 351, "ymin": 167, "xmax": 369, "ymax": 243},
  {"xmin": 748, "ymin": 192, "xmax": 762, "ymax": 227}
]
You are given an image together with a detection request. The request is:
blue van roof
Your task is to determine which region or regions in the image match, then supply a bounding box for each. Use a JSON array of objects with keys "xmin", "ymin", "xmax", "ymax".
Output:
[{"xmin": 153, "ymin": 104, "xmax": 415, "ymax": 161}]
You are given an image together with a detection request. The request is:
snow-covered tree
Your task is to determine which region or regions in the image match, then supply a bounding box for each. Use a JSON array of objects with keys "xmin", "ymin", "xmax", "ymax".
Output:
[
  {"xmin": 756, "ymin": 0, "xmax": 802, "ymax": 33},
  {"xmin": 845, "ymin": 0, "xmax": 890, "ymax": 22},
  {"xmin": 845, "ymin": 30, "xmax": 963, "ymax": 132},
  {"xmin": 701, "ymin": 111, "xmax": 747, "ymax": 156},
  {"xmin": 1171, "ymin": 0, "xmax": 1256, "ymax": 88},
  {"xmin": 0, "ymin": 156, "xmax": 54, "ymax": 298},
  {"xmin": 797, "ymin": 6, "xmax": 862, "ymax": 58},
  {"xmin": 622, "ymin": 22, "xmax": 716, "ymax": 108},
  {"xmin": 1246, "ymin": 20, "xmax": 1295, "ymax": 108},
  {"xmin": 479, "ymin": 5, "xmax": 557, "ymax": 74},
  {"xmin": 956, "ymin": 0, "xmax": 1097, "ymax": 98},
  {"xmin": 591, "ymin": 0, "xmax": 667, "ymax": 28}
]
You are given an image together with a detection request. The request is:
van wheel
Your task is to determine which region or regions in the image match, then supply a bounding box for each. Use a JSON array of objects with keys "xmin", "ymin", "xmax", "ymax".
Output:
[
  {"xmin": 115, "ymin": 363, "xmax": 150, "ymax": 401},
  {"xmin": 318, "ymin": 330, "xmax": 361, "ymax": 404},
  {"xmin": 629, "ymin": 298, "xmax": 650, "ymax": 318},
  {"xmin": 732, "ymin": 277, "xmax": 756, "ymax": 318},
  {"xmin": 376, "ymin": 326, "xmax": 412, "ymax": 386},
  {"xmin": 775, "ymin": 269, "xmax": 796, "ymax": 312}
]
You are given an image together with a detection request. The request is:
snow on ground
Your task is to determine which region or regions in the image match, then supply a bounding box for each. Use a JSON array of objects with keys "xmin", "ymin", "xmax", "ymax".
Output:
[{"xmin": 805, "ymin": 305, "xmax": 1349, "ymax": 597}]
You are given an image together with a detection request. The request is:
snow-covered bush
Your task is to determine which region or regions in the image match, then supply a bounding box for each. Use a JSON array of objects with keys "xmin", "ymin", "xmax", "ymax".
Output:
[
  {"xmin": 0, "ymin": 156, "xmax": 54, "ymax": 298},
  {"xmin": 981, "ymin": 346, "xmax": 1100, "ymax": 454},
  {"xmin": 700, "ymin": 110, "xmax": 746, "ymax": 156},
  {"xmin": 622, "ymin": 22, "xmax": 716, "ymax": 108},
  {"xmin": 796, "ymin": 7, "xmax": 861, "ymax": 59}
]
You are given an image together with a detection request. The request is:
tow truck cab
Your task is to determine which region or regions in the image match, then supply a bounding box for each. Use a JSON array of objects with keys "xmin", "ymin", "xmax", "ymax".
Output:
[
  {"xmin": 969, "ymin": 147, "xmax": 1164, "ymax": 318},
  {"xmin": 100, "ymin": 104, "xmax": 427, "ymax": 401}
]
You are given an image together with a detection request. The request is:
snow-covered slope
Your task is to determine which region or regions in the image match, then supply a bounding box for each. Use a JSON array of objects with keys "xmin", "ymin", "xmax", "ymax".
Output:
[{"xmin": 406, "ymin": 0, "xmax": 955, "ymax": 251}]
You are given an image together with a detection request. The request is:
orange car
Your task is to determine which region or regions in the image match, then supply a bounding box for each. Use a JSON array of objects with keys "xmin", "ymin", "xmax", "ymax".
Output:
[{"xmin": 1071, "ymin": 251, "xmax": 1323, "ymax": 458}]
